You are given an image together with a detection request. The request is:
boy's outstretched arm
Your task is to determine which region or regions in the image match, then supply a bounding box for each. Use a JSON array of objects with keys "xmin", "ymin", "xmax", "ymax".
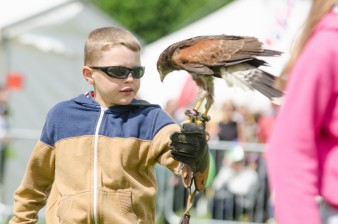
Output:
[{"xmin": 169, "ymin": 123, "xmax": 209, "ymax": 192}]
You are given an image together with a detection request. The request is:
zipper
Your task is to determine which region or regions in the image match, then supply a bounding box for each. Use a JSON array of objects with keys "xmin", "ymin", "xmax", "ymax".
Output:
[{"xmin": 93, "ymin": 107, "xmax": 107, "ymax": 223}]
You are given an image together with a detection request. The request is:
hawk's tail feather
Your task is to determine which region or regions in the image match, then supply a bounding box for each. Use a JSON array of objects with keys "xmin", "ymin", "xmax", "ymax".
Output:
[
  {"xmin": 260, "ymin": 49, "xmax": 283, "ymax": 57},
  {"xmin": 247, "ymin": 58, "xmax": 268, "ymax": 67},
  {"xmin": 242, "ymin": 69, "xmax": 283, "ymax": 101}
]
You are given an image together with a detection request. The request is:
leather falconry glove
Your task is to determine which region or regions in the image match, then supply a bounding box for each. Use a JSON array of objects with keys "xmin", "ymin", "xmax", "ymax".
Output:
[{"xmin": 170, "ymin": 122, "xmax": 210, "ymax": 192}]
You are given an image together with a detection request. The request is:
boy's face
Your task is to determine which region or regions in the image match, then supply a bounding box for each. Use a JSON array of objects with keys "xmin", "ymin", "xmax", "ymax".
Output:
[{"xmin": 83, "ymin": 45, "xmax": 141, "ymax": 108}]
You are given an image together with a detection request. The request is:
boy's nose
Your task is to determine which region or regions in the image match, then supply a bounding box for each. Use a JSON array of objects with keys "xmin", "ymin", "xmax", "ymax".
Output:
[{"xmin": 125, "ymin": 73, "xmax": 134, "ymax": 81}]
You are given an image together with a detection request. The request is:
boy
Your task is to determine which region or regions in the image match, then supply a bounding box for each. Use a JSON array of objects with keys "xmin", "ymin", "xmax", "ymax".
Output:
[{"xmin": 10, "ymin": 27, "xmax": 209, "ymax": 223}]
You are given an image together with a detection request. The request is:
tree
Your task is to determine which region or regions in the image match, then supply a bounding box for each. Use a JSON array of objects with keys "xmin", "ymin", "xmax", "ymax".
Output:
[{"xmin": 91, "ymin": 0, "xmax": 233, "ymax": 44}]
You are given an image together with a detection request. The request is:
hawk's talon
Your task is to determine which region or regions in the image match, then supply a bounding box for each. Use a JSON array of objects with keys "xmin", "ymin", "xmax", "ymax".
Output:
[
  {"xmin": 192, "ymin": 109, "xmax": 199, "ymax": 116},
  {"xmin": 185, "ymin": 109, "xmax": 199, "ymax": 117},
  {"xmin": 184, "ymin": 109, "xmax": 200, "ymax": 124},
  {"xmin": 183, "ymin": 109, "xmax": 211, "ymax": 125},
  {"xmin": 201, "ymin": 114, "xmax": 211, "ymax": 123}
]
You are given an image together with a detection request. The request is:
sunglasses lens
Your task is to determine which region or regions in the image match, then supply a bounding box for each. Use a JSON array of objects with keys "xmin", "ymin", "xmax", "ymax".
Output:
[
  {"xmin": 133, "ymin": 67, "xmax": 145, "ymax": 79},
  {"xmin": 107, "ymin": 67, "xmax": 129, "ymax": 78},
  {"xmin": 101, "ymin": 66, "xmax": 145, "ymax": 79}
]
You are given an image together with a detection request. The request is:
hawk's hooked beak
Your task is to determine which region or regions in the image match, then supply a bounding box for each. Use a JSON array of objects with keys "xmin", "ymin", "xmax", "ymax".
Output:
[
  {"xmin": 159, "ymin": 72, "xmax": 166, "ymax": 82},
  {"xmin": 157, "ymin": 63, "xmax": 169, "ymax": 82},
  {"xmin": 158, "ymin": 66, "xmax": 167, "ymax": 82}
]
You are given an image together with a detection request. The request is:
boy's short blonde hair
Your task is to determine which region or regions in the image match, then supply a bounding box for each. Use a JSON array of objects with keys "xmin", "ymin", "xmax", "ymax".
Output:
[{"xmin": 84, "ymin": 27, "xmax": 141, "ymax": 66}]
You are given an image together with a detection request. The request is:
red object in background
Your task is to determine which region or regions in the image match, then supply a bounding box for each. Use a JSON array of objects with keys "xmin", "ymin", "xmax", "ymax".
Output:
[
  {"xmin": 6, "ymin": 72, "xmax": 23, "ymax": 90},
  {"xmin": 177, "ymin": 74, "xmax": 198, "ymax": 108}
]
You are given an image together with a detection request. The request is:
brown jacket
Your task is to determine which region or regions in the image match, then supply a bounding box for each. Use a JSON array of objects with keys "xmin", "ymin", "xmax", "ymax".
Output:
[{"xmin": 10, "ymin": 94, "xmax": 181, "ymax": 224}]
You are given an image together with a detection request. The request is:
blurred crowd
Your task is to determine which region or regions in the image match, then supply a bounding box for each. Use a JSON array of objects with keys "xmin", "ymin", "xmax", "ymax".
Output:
[
  {"xmin": 164, "ymin": 98, "xmax": 279, "ymax": 144},
  {"xmin": 164, "ymin": 98, "xmax": 279, "ymax": 223}
]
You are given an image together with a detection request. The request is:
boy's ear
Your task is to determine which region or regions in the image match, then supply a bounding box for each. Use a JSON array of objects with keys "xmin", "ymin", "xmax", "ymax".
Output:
[{"xmin": 82, "ymin": 66, "xmax": 94, "ymax": 85}]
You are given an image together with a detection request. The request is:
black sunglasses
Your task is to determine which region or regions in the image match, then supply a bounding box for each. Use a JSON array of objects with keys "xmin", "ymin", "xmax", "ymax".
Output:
[{"xmin": 89, "ymin": 66, "xmax": 145, "ymax": 79}]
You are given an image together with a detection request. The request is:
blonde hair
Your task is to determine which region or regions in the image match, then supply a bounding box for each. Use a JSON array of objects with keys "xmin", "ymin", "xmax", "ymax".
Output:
[
  {"xmin": 84, "ymin": 27, "xmax": 141, "ymax": 66},
  {"xmin": 275, "ymin": 0, "xmax": 338, "ymax": 91}
]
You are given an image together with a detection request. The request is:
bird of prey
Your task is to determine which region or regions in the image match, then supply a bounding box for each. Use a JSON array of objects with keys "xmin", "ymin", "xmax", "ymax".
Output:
[{"xmin": 157, "ymin": 35, "xmax": 283, "ymax": 123}]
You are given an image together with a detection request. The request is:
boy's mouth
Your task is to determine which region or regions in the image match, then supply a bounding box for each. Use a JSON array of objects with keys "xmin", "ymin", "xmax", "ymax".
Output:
[{"xmin": 120, "ymin": 87, "xmax": 134, "ymax": 93}]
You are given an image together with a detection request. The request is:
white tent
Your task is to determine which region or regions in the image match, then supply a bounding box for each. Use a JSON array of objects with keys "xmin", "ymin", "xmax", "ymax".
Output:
[
  {"xmin": 140, "ymin": 0, "xmax": 311, "ymax": 113},
  {"xmin": 0, "ymin": 0, "xmax": 122, "ymax": 130},
  {"xmin": 0, "ymin": 0, "xmax": 121, "ymax": 204}
]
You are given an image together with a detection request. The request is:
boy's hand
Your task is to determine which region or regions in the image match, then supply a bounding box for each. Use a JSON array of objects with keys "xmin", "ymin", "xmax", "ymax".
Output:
[{"xmin": 170, "ymin": 123, "xmax": 209, "ymax": 191}]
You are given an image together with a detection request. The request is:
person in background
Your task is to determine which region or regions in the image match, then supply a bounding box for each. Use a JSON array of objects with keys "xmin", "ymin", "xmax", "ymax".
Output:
[
  {"xmin": 266, "ymin": 1, "xmax": 338, "ymax": 223},
  {"xmin": 215, "ymin": 100, "xmax": 244, "ymax": 171},
  {"xmin": 212, "ymin": 145, "xmax": 259, "ymax": 221},
  {"xmin": 238, "ymin": 105, "xmax": 259, "ymax": 143},
  {"xmin": 257, "ymin": 103, "xmax": 279, "ymax": 144},
  {"xmin": 217, "ymin": 100, "xmax": 244, "ymax": 143}
]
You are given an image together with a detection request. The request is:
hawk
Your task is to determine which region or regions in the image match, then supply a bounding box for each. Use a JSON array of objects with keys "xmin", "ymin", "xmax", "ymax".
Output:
[{"xmin": 157, "ymin": 35, "xmax": 283, "ymax": 123}]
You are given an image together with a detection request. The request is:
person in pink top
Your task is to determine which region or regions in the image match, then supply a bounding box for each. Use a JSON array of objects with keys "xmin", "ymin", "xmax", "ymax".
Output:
[{"xmin": 266, "ymin": 0, "xmax": 338, "ymax": 223}]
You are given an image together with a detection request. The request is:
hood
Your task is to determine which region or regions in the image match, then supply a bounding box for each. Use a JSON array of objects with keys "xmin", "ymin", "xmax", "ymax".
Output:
[{"xmin": 71, "ymin": 91, "xmax": 160, "ymax": 113}]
